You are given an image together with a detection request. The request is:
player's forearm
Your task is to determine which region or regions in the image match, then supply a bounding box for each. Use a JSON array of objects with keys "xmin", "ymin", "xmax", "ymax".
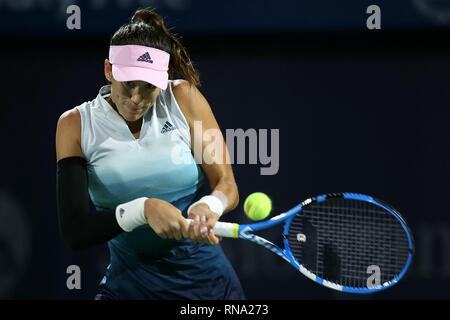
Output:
[
  {"xmin": 211, "ymin": 177, "xmax": 239, "ymax": 214},
  {"xmin": 57, "ymin": 157, "xmax": 124, "ymax": 250}
]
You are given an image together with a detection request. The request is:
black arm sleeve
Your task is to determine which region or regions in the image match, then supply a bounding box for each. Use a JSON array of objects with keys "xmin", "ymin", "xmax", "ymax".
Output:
[{"xmin": 56, "ymin": 156, "xmax": 123, "ymax": 250}]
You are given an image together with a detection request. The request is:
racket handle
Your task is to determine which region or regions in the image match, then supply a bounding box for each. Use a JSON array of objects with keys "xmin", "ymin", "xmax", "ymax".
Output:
[{"xmin": 186, "ymin": 219, "xmax": 239, "ymax": 238}]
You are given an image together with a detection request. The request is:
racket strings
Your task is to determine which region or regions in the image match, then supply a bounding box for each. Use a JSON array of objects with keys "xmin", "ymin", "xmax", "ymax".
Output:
[{"xmin": 288, "ymin": 198, "xmax": 410, "ymax": 288}]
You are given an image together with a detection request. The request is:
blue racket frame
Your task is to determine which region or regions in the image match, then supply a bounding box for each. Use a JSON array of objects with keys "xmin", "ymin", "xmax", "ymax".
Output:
[{"xmin": 235, "ymin": 193, "xmax": 414, "ymax": 294}]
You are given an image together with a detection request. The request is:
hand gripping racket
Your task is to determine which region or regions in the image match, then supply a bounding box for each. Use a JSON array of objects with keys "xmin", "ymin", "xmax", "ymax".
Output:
[{"xmin": 190, "ymin": 193, "xmax": 414, "ymax": 294}]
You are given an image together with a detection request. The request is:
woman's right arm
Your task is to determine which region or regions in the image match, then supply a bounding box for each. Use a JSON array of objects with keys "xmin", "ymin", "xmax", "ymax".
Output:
[
  {"xmin": 56, "ymin": 108, "xmax": 124, "ymax": 250},
  {"xmin": 55, "ymin": 109, "xmax": 193, "ymax": 249}
]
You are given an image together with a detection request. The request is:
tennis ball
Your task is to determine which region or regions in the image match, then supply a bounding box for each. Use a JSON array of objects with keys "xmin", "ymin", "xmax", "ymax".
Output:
[{"xmin": 244, "ymin": 192, "xmax": 272, "ymax": 221}]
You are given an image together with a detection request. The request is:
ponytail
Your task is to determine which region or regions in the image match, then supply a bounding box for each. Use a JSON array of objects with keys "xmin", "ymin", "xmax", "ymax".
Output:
[{"xmin": 111, "ymin": 7, "xmax": 200, "ymax": 87}]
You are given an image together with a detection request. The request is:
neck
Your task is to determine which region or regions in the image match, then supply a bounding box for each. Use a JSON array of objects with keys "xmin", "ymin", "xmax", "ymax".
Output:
[{"xmin": 125, "ymin": 118, "xmax": 143, "ymax": 133}]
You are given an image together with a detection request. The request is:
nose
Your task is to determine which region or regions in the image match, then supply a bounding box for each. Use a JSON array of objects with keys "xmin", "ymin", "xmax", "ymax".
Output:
[{"xmin": 130, "ymin": 91, "xmax": 143, "ymax": 106}]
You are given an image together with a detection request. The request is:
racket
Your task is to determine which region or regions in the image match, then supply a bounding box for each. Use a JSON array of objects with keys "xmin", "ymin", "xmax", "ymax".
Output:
[{"xmin": 189, "ymin": 192, "xmax": 414, "ymax": 294}]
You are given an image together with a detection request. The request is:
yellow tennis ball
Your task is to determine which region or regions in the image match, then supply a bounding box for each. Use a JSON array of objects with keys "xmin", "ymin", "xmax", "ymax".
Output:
[{"xmin": 244, "ymin": 192, "xmax": 272, "ymax": 221}]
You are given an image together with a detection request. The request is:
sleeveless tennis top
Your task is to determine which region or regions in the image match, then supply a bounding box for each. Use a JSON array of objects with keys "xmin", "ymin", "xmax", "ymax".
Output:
[
  {"xmin": 75, "ymin": 82, "xmax": 245, "ymax": 299},
  {"xmin": 76, "ymin": 81, "xmax": 206, "ymax": 256},
  {"xmin": 76, "ymin": 81, "xmax": 205, "ymax": 208}
]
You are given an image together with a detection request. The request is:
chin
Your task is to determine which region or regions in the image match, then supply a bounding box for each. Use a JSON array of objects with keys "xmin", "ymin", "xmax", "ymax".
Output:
[
  {"xmin": 123, "ymin": 113, "xmax": 143, "ymax": 122},
  {"xmin": 119, "ymin": 106, "xmax": 145, "ymax": 120}
]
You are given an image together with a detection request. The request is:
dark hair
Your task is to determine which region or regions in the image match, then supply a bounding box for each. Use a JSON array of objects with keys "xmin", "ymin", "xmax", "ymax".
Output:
[{"xmin": 111, "ymin": 8, "xmax": 200, "ymax": 87}]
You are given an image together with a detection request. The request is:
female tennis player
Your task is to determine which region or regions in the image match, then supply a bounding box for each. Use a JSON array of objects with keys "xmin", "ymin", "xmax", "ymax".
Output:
[{"xmin": 55, "ymin": 8, "xmax": 245, "ymax": 300}]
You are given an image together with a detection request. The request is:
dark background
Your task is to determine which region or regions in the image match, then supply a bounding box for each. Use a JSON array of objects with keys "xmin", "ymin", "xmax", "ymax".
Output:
[{"xmin": 0, "ymin": 0, "xmax": 449, "ymax": 299}]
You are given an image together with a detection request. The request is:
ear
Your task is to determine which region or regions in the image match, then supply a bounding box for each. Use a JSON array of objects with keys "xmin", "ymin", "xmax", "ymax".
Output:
[{"xmin": 104, "ymin": 59, "xmax": 113, "ymax": 82}]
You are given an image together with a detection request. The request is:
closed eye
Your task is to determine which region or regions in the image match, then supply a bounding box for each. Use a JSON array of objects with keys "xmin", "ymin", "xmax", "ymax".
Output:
[
  {"xmin": 145, "ymin": 83, "xmax": 156, "ymax": 90},
  {"xmin": 123, "ymin": 81, "xmax": 155, "ymax": 91}
]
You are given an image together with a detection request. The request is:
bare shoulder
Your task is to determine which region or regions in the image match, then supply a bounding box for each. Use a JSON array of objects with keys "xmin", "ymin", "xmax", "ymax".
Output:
[
  {"xmin": 171, "ymin": 79, "xmax": 213, "ymax": 122},
  {"xmin": 171, "ymin": 79, "xmax": 194, "ymax": 94},
  {"xmin": 56, "ymin": 107, "xmax": 81, "ymax": 142},
  {"xmin": 57, "ymin": 108, "xmax": 81, "ymax": 130},
  {"xmin": 171, "ymin": 79, "xmax": 197, "ymax": 108},
  {"xmin": 56, "ymin": 108, "xmax": 83, "ymax": 160}
]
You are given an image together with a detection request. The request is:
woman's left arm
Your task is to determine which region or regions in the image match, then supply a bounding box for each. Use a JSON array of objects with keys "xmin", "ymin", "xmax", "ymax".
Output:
[{"xmin": 172, "ymin": 79, "xmax": 239, "ymax": 244}]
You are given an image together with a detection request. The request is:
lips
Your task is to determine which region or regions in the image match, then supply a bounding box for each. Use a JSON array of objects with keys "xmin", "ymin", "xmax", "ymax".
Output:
[{"xmin": 129, "ymin": 106, "xmax": 144, "ymax": 114}]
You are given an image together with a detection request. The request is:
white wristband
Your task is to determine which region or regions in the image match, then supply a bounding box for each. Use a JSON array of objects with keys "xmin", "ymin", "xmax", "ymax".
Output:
[
  {"xmin": 187, "ymin": 195, "xmax": 224, "ymax": 217},
  {"xmin": 115, "ymin": 197, "xmax": 148, "ymax": 232}
]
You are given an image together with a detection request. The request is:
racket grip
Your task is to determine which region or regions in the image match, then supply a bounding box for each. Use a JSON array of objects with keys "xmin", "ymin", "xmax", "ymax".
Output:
[{"xmin": 186, "ymin": 219, "xmax": 239, "ymax": 238}]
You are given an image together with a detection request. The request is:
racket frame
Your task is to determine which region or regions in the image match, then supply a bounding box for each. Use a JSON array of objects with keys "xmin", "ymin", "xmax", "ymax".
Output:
[{"xmin": 218, "ymin": 192, "xmax": 414, "ymax": 294}]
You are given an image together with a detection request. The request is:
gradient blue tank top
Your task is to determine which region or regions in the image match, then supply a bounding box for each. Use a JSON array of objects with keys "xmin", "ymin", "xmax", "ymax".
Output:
[
  {"xmin": 76, "ymin": 81, "xmax": 206, "ymax": 256},
  {"xmin": 76, "ymin": 82, "xmax": 244, "ymax": 299}
]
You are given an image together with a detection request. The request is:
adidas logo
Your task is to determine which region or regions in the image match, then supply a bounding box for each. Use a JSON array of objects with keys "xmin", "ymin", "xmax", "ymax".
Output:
[
  {"xmin": 161, "ymin": 121, "xmax": 176, "ymax": 134},
  {"xmin": 137, "ymin": 52, "xmax": 153, "ymax": 63}
]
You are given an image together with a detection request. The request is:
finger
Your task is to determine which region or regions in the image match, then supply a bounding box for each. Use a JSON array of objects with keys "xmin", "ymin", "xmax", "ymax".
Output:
[
  {"xmin": 158, "ymin": 231, "xmax": 168, "ymax": 239},
  {"xmin": 207, "ymin": 229, "xmax": 220, "ymax": 245},
  {"xmin": 180, "ymin": 219, "xmax": 190, "ymax": 239},
  {"xmin": 187, "ymin": 220, "xmax": 199, "ymax": 242},
  {"xmin": 206, "ymin": 215, "xmax": 218, "ymax": 229},
  {"xmin": 190, "ymin": 216, "xmax": 202, "ymax": 243},
  {"xmin": 173, "ymin": 230, "xmax": 182, "ymax": 241},
  {"xmin": 199, "ymin": 216, "xmax": 209, "ymax": 240},
  {"xmin": 174, "ymin": 210, "xmax": 185, "ymax": 240},
  {"xmin": 165, "ymin": 230, "xmax": 176, "ymax": 240},
  {"xmin": 189, "ymin": 216, "xmax": 206, "ymax": 244},
  {"xmin": 202, "ymin": 230, "xmax": 214, "ymax": 244},
  {"xmin": 200, "ymin": 216, "xmax": 208, "ymax": 234},
  {"xmin": 187, "ymin": 219, "xmax": 194, "ymax": 236}
]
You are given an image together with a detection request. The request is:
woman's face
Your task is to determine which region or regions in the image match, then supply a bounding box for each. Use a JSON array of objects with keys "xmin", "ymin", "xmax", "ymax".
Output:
[{"xmin": 104, "ymin": 60, "xmax": 161, "ymax": 122}]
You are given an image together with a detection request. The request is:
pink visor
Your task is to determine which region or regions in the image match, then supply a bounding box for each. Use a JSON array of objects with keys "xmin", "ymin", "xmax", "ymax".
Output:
[{"xmin": 109, "ymin": 45, "xmax": 170, "ymax": 90}]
